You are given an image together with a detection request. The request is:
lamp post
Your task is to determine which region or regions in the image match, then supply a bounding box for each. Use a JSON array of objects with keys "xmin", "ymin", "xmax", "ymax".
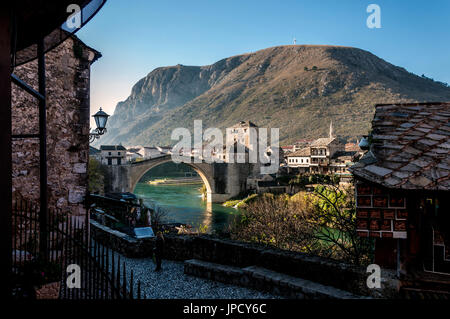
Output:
[{"xmin": 90, "ymin": 108, "xmax": 109, "ymax": 143}]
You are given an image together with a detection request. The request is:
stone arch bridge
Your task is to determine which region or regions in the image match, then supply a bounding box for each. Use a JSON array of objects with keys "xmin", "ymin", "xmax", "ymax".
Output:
[{"xmin": 105, "ymin": 155, "xmax": 256, "ymax": 203}]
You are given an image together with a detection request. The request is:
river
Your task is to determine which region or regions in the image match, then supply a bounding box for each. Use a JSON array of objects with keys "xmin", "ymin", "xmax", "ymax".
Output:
[{"xmin": 134, "ymin": 181, "xmax": 240, "ymax": 233}]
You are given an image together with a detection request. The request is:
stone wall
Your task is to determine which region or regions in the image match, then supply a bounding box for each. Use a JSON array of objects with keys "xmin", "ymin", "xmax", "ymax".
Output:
[
  {"xmin": 12, "ymin": 36, "xmax": 100, "ymax": 216},
  {"xmin": 90, "ymin": 220, "xmax": 154, "ymax": 258},
  {"xmin": 90, "ymin": 221, "xmax": 399, "ymax": 298},
  {"xmin": 169, "ymin": 236, "xmax": 399, "ymax": 298}
]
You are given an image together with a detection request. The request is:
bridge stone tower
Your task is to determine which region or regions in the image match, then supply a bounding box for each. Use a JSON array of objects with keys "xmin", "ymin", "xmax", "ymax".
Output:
[{"xmin": 104, "ymin": 155, "xmax": 255, "ymax": 203}]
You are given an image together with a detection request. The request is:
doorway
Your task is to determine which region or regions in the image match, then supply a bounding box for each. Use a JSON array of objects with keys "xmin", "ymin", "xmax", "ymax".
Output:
[{"xmin": 422, "ymin": 196, "xmax": 450, "ymax": 275}]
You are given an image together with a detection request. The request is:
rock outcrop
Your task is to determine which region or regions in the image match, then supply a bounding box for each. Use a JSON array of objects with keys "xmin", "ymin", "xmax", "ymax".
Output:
[{"xmin": 97, "ymin": 45, "xmax": 450, "ymax": 147}]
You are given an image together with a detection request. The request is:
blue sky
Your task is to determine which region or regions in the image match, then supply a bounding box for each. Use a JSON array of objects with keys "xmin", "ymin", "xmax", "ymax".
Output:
[{"xmin": 76, "ymin": 0, "xmax": 450, "ymax": 127}]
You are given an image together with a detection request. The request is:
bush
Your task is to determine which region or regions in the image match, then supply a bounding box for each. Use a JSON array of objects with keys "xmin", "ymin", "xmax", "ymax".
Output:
[
  {"xmin": 230, "ymin": 193, "xmax": 313, "ymax": 251},
  {"xmin": 302, "ymin": 184, "xmax": 374, "ymax": 265},
  {"xmin": 230, "ymin": 185, "xmax": 374, "ymax": 265},
  {"xmin": 88, "ymin": 158, "xmax": 107, "ymax": 194},
  {"xmin": 223, "ymin": 199, "xmax": 241, "ymax": 207},
  {"xmin": 151, "ymin": 207, "xmax": 169, "ymax": 231}
]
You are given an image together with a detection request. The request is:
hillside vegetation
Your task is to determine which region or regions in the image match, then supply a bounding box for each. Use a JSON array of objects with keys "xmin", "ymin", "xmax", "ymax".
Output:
[{"xmin": 96, "ymin": 45, "xmax": 450, "ymax": 147}]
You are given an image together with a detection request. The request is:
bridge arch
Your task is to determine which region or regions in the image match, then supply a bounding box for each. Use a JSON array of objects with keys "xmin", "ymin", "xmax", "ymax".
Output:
[
  {"xmin": 129, "ymin": 156, "xmax": 214, "ymax": 203},
  {"xmin": 106, "ymin": 155, "xmax": 254, "ymax": 203}
]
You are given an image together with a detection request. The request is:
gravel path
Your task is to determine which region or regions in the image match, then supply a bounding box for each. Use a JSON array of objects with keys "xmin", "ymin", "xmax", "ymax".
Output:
[{"xmin": 118, "ymin": 256, "xmax": 280, "ymax": 299}]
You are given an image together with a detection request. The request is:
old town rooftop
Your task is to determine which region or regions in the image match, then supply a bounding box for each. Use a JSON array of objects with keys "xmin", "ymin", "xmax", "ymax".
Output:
[{"xmin": 350, "ymin": 102, "xmax": 450, "ymax": 191}]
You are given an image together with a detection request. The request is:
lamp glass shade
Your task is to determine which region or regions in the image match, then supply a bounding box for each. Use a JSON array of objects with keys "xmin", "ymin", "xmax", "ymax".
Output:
[{"xmin": 93, "ymin": 108, "xmax": 109, "ymax": 130}]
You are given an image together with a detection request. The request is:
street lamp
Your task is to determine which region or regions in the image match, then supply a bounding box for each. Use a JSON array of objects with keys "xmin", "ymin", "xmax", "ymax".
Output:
[{"xmin": 90, "ymin": 108, "xmax": 109, "ymax": 143}]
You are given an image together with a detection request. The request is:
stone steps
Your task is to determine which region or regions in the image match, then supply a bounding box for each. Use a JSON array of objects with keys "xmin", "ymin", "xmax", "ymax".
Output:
[
  {"xmin": 184, "ymin": 259, "xmax": 366, "ymax": 299},
  {"xmin": 400, "ymin": 287, "xmax": 450, "ymax": 300}
]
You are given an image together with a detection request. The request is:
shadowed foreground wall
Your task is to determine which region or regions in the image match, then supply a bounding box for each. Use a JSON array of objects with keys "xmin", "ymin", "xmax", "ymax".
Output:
[{"xmin": 11, "ymin": 36, "xmax": 100, "ymax": 216}]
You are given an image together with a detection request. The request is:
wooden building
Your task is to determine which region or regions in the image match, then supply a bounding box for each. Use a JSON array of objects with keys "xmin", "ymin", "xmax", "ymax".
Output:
[{"xmin": 350, "ymin": 102, "xmax": 450, "ymax": 279}]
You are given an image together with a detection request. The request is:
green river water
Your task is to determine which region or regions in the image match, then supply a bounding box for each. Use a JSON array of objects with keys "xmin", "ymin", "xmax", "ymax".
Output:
[{"xmin": 134, "ymin": 182, "xmax": 240, "ymax": 233}]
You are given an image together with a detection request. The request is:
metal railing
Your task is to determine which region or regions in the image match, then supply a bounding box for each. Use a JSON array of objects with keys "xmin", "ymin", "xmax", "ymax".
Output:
[{"xmin": 11, "ymin": 197, "xmax": 142, "ymax": 299}]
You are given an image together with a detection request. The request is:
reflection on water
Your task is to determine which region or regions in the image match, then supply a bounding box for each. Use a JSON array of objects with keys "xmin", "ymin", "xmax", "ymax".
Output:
[{"xmin": 134, "ymin": 182, "xmax": 240, "ymax": 233}]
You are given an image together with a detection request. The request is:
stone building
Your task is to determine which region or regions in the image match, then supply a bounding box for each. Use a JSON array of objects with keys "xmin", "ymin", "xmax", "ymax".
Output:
[
  {"xmin": 350, "ymin": 102, "xmax": 450, "ymax": 280},
  {"xmin": 12, "ymin": 35, "xmax": 101, "ymax": 216},
  {"xmin": 225, "ymin": 121, "xmax": 258, "ymax": 153},
  {"xmin": 100, "ymin": 145, "xmax": 127, "ymax": 165}
]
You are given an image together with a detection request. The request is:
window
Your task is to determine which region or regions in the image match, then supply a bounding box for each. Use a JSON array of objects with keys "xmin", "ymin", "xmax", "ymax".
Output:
[
  {"xmin": 108, "ymin": 152, "xmax": 111, "ymax": 156},
  {"xmin": 107, "ymin": 158, "xmax": 112, "ymax": 165},
  {"xmin": 117, "ymin": 158, "xmax": 121, "ymax": 165},
  {"xmin": 118, "ymin": 152, "xmax": 121, "ymax": 155}
]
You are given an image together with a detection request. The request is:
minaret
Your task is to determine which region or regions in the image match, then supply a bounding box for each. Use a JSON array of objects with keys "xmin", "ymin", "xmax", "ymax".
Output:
[{"xmin": 329, "ymin": 120, "xmax": 334, "ymax": 139}]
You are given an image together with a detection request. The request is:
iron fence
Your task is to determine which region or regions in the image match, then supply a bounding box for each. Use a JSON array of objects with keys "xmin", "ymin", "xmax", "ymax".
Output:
[{"xmin": 11, "ymin": 196, "xmax": 142, "ymax": 299}]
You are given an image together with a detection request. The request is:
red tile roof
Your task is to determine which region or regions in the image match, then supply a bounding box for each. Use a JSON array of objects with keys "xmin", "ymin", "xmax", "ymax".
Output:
[
  {"xmin": 287, "ymin": 147, "xmax": 311, "ymax": 157},
  {"xmin": 350, "ymin": 102, "xmax": 450, "ymax": 191}
]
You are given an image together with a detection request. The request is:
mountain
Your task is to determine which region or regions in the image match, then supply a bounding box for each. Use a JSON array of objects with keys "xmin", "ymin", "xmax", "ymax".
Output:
[{"xmin": 96, "ymin": 45, "xmax": 450, "ymax": 147}]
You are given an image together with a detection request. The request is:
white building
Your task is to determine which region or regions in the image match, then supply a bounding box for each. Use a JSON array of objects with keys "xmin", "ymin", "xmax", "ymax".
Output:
[
  {"xmin": 143, "ymin": 146, "xmax": 172, "ymax": 159},
  {"xmin": 125, "ymin": 146, "xmax": 145, "ymax": 162},
  {"xmin": 157, "ymin": 146, "xmax": 172, "ymax": 154},
  {"xmin": 100, "ymin": 145, "xmax": 127, "ymax": 165},
  {"xmin": 309, "ymin": 137, "xmax": 342, "ymax": 174},
  {"xmin": 286, "ymin": 147, "xmax": 311, "ymax": 172},
  {"xmin": 144, "ymin": 147, "xmax": 163, "ymax": 159},
  {"xmin": 126, "ymin": 151, "xmax": 143, "ymax": 162},
  {"xmin": 285, "ymin": 121, "xmax": 358, "ymax": 175}
]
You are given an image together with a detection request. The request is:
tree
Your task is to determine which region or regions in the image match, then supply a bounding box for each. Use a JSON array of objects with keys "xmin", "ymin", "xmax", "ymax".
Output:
[
  {"xmin": 301, "ymin": 184, "xmax": 374, "ymax": 265},
  {"xmin": 230, "ymin": 193, "xmax": 312, "ymax": 251},
  {"xmin": 230, "ymin": 184, "xmax": 374, "ymax": 265},
  {"xmin": 88, "ymin": 158, "xmax": 106, "ymax": 195}
]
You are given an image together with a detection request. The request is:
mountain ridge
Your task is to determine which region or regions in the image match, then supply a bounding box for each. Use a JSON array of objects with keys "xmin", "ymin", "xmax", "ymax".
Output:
[{"xmin": 96, "ymin": 45, "xmax": 450, "ymax": 147}]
